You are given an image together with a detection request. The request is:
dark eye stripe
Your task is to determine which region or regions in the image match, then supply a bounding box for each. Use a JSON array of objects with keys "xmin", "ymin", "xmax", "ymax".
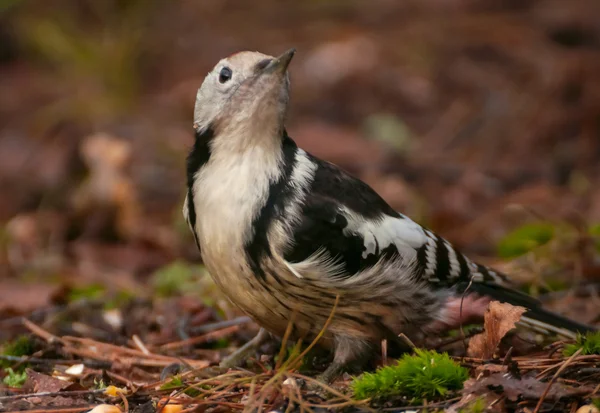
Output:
[{"xmin": 256, "ymin": 58, "xmax": 272, "ymax": 71}]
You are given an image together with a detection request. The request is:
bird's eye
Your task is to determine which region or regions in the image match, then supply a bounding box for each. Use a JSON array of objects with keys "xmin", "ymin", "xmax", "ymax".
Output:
[{"xmin": 219, "ymin": 67, "xmax": 232, "ymax": 83}]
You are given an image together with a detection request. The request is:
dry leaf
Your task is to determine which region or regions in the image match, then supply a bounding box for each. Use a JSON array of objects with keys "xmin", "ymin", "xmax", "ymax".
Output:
[
  {"xmin": 23, "ymin": 369, "xmax": 73, "ymax": 393},
  {"xmin": 463, "ymin": 373, "xmax": 592, "ymax": 401},
  {"xmin": 468, "ymin": 301, "xmax": 526, "ymax": 359}
]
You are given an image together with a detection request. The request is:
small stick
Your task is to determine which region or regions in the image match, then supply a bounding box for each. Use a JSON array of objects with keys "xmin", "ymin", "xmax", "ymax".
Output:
[
  {"xmin": 188, "ymin": 316, "xmax": 252, "ymax": 335},
  {"xmin": 132, "ymin": 335, "xmax": 150, "ymax": 355},
  {"xmin": 0, "ymin": 355, "xmax": 111, "ymax": 369},
  {"xmin": 0, "ymin": 389, "xmax": 105, "ymax": 402},
  {"xmin": 1, "ymin": 407, "xmax": 96, "ymax": 413},
  {"xmin": 160, "ymin": 325, "xmax": 239, "ymax": 350},
  {"xmin": 117, "ymin": 389, "xmax": 129, "ymax": 413},
  {"xmin": 398, "ymin": 333, "xmax": 416, "ymax": 349},
  {"xmin": 22, "ymin": 318, "xmax": 61, "ymax": 343},
  {"xmin": 533, "ymin": 348, "xmax": 583, "ymax": 413}
]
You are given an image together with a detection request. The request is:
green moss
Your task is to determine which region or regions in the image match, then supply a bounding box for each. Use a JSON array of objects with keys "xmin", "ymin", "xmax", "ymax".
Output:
[
  {"xmin": 459, "ymin": 397, "xmax": 487, "ymax": 413},
  {"xmin": 160, "ymin": 376, "xmax": 201, "ymax": 397},
  {"xmin": 352, "ymin": 349, "xmax": 468, "ymax": 402},
  {"xmin": 3, "ymin": 368, "xmax": 27, "ymax": 388},
  {"xmin": 104, "ymin": 290, "xmax": 135, "ymax": 309},
  {"xmin": 563, "ymin": 331, "xmax": 600, "ymax": 356},
  {"xmin": 160, "ymin": 375, "xmax": 184, "ymax": 390},
  {"xmin": 93, "ymin": 378, "xmax": 107, "ymax": 390},
  {"xmin": 151, "ymin": 260, "xmax": 206, "ymax": 297},
  {"xmin": 497, "ymin": 223, "xmax": 555, "ymax": 259},
  {"xmin": 68, "ymin": 283, "xmax": 105, "ymax": 302},
  {"xmin": 1, "ymin": 335, "xmax": 36, "ymax": 368},
  {"xmin": 590, "ymin": 224, "xmax": 600, "ymax": 254}
]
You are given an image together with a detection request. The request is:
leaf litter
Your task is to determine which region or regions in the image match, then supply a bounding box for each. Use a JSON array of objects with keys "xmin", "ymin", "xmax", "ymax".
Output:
[{"xmin": 2, "ymin": 0, "xmax": 600, "ymax": 411}]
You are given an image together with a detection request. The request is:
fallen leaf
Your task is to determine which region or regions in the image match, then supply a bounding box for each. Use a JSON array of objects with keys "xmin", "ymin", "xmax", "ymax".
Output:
[
  {"xmin": 463, "ymin": 373, "xmax": 592, "ymax": 401},
  {"xmin": 23, "ymin": 369, "xmax": 73, "ymax": 393},
  {"xmin": 468, "ymin": 301, "xmax": 526, "ymax": 359}
]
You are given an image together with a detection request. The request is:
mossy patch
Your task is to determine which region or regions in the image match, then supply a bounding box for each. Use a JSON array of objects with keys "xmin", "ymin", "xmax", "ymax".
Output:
[
  {"xmin": 151, "ymin": 260, "xmax": 206, "ymax": 297},
  {"xmin": 1, "ymin": 335, "xmax": 37, "ymax": 369},
  {"xmin": 352, "ymin": 349, "xmax": 468, "ymax": 403},
  {"xmin": 563, "ymin": 331, "xmax": 600, "ymax": 356},
  {"xmin": 3, "ymin": 367, "xmax": 27, "ymax": 388},
  {"xmin": 496, "ymin": 222, "xmax": 555, "ymax": 259}
]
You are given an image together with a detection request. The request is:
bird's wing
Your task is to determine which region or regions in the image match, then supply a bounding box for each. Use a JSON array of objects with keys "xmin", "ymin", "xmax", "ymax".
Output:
[
  {"xmin": 284, "ymin": 155, "xmax": 506, "ymax": 288},
  {"xmin": 282, "ymin": 152, "xmax": 596, "ymax": 336}
]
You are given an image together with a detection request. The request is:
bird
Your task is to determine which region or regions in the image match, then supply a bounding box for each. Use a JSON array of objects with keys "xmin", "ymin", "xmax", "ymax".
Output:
[{"xmin": 183, "ymin": 48, "xmax": 596, "ymax": 383}]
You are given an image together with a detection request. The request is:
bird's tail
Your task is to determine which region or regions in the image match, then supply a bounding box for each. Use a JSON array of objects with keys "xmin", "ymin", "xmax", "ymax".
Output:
[{"xmin": 467, "ymin": 282, "xmax": 597, "ymax": 339}]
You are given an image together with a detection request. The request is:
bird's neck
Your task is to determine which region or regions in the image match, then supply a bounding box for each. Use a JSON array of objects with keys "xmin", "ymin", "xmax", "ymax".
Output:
[{"xmin": 187, "ymin": 125, "xmax": 293, "ymax": 255}]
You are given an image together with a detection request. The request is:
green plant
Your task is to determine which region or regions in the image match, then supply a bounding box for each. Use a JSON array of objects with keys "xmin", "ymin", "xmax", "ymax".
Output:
[
  {"xmin": 104, "ymin": 290, "xmax": 136, "ymax": 310},
  {"xmin": 352, "ymin": 349, "xmax": 468, "ymax": 402},
  {"xmin": 3, "ymin": 368, "xmax": 27, "ymax": 388},
  {"xmin": 68, "ymin": 283, "xmax": 106, "ymax": 302},
  {"xmin": 160, "ymin": 375, "xmax": 184, "ymax": 390},
  {"xmin": 459, "ymin": 397, "xmax": 487, "ymax": 413},
  {"xmin": 497, "ymin": 222, "xmax": 555, "ymax": 259},
  {"xmin": 151, "ymin": 260, "xmax": 206, "ymax": 297},
  {"xmin": 563, "ymin": 331, "xmax": 600, "ymax": 356},
  {"xmin": 12, "ymin": 0, "xmax": 154, "ymax": 128},
  {"xmin": 1, "ymin": 335, "xmax": 36, "ymax": 368},
  {"xmin": 93, "ymin": 378, "xmax": 107, "ymax": 390},
  {"xmin": 160, "ymin": 376, "xmax": 201, "ymax": 397},
  {"xmin": 590, "ymin": 224, "xmax": 600, "ymax": 254}
]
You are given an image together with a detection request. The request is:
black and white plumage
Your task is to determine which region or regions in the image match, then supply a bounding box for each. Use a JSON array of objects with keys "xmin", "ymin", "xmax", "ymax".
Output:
[{"xmin": 184, "ymin": 49, "xmax": 595, "ymax": 382}]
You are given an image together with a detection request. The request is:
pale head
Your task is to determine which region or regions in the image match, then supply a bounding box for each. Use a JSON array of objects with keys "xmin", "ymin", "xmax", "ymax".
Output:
[{"xmin": 193, "ymin": 49, "xmax": 295, "ymax": 139}]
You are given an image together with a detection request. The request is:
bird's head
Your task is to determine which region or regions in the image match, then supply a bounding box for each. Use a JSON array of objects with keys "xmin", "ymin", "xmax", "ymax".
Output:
[{"xmin": 193, "ymin": 49, "xmax": 295, "ymax": 142}]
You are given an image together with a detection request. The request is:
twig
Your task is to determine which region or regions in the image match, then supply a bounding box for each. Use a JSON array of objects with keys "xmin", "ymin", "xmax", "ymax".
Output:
[
  {"xmin": 160, "ymin": 325, "xmax": 240, "ymax": 351},
  {"xmin": 22, "ymin": 318, "xmax": 61, "ymax": 343},
  {"xmin": 288, "ymin": 295, "xmax": 339, "ymax": 370},
  {"xmin": 61, "ymin": 336, "xmax": 209, "ymax": 368},
  {"xmin": 1, "ymin": 407, "xmax": 97, "ymax": 413},
  {"xmin": 132, "ymin": 335, "xmax": 150, "ymax": 355},
  {"xmin": 533, "ymin": 348, "xmax": 583, "ymax": 413},
  {"xmin": 0, "ymin": 389, "xmax": 105, "ymax": 402},
  {"xmin": 0, "ymin": 355, "xmax": 111, "ymax": 369},
  {"xmin": 276, "ymin": 310, "xmax": 298, "ymax": 371},
  {"xmin": 459, "ymin": 277, "xmax": 475, "ymax": 354},
  {"xmin": 398, "ymin": 333, "xmax": 416, "ymax": 349},
  {"xmin": 117, "ymin": 389, "xmax": 129, "ymax": 413},
  {"xmin": 188, "ymin": 316, "xmax": 252, "ymax": 335}
]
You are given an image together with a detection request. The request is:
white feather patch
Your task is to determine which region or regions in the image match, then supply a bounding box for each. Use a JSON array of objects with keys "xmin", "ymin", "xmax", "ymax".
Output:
[{"xmin": 342, "ymin": 209, "xmax": 428, "ymax": 260}]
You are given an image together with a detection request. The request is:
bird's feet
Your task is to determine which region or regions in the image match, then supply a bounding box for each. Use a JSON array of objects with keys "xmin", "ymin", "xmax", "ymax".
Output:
[
  {"xmin": 219, "ymin": 328, "xmax": 269, "ymax": 369},
  {"xmin": 304, "ymin": 361, "xmax": 345, "ymax": 393}
]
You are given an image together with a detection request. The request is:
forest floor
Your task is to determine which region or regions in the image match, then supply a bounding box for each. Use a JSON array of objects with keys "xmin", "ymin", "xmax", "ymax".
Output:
[{"xmin": 1, "ymin": 0, "xmax": 600, "ymax": 411}]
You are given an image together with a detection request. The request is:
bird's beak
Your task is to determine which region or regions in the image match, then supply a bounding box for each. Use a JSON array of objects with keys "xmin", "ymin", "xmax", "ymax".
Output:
[{"xmin": 265, "ymin": 48, "xmax": 296, "ymax": 74}]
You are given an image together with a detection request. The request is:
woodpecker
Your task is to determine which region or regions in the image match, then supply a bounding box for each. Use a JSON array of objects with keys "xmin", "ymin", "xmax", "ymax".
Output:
[{"xmin": 184, "ymin": 48, "xmax": 595, "ymax": 382}]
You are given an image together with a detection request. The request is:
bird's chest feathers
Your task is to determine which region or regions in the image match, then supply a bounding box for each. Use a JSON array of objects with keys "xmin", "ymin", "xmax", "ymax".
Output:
[{"xmin": 192, "ymin": 147, "xmax": 281, "ymax": 260}]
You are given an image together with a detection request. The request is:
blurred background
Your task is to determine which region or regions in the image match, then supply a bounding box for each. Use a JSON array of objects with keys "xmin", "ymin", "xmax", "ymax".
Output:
[{"xmin": 1, "ymin": 0, "xmax": 599, "ymax": 342}]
